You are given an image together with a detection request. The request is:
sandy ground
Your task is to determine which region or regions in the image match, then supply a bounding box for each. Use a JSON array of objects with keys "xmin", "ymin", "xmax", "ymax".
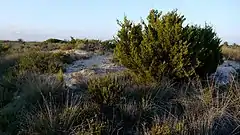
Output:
[{"xmin": 62, "ymin": 50, "xmax": 125, "ymax": 89}]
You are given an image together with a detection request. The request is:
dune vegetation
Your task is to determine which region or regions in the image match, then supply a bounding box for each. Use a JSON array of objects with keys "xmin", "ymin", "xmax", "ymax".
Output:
[{"xmin": 0, "ymin": 9, "xmax": 240, "ymax": 135}]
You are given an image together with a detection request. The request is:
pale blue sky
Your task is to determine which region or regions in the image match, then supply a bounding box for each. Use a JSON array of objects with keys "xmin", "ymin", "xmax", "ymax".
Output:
[{"xmin": 0, "ymin": 0, "xmax": 239, "ymax": 43}]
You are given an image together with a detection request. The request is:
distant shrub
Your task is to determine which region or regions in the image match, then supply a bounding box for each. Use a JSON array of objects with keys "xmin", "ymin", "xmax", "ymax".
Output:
[
  {"xmin": 102, "ymin": 39, "xmax": 116, "ymax": 51},
  {"xmin": 43, "ymin": 38, "xmax": 67, "ymax": 44},
  {"xmin": 57, "ymin": 68, "xmax": 64, "ymax": 81},
  {"xmin": 75, "ymin": 39, "xmax": 106, "ymax": 52},
  {"xmin": 0, "ymin": 44, "xmax": 10, "ymax": 55},
  {"xmin": 17, "ymin": 51, "xmax": 73, "ymax": 74},
  {"xmin": 60, "ymin": 43, "xmax": 76, "ymax": 50},
  {"xmin": 17, "ymin": 38, "xmax": 25, "ymax": 45},
  {"xmin": 76, "ymin": 39, "xmax": 101, "ymax": 45},
  {"xmin": 114, "ymin": 9, "xmax": 223, "ymax": 82},
  {"xmin": 69, "ymin": 36, "xmax": 77, "ymax": 44},
  {"xmin": 80, "ymin": 42, "xmax": 102, "ymax": 52},
  {"xmin": 38, "ymin": 43, "xmax": 60, "ymax": 51}
]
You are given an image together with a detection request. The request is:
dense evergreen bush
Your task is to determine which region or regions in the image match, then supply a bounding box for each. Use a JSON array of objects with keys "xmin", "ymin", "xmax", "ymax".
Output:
[
  {"xmin": 114, "ymin": 9, "xmax": 223, "ymax": 82},
  {"xmin": 185, "ymin": 25, "xmax": 223, "ymax": 78}
]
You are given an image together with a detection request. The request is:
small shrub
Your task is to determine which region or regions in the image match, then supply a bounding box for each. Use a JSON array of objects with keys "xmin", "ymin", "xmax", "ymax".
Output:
[
  {"xmin": 76, "ymin": 39, "xmax": 103, "ymax": 52},
  {"xmin": 149, "ymin": 123, "xmax": 171, "ymax": 135},
  {"xmin": 102, "ymin": 39, "xmax": 116, "ymax": 51},
  {"xmin": 39, "ymin": 43, "xmax": 60, "ymax": 51},
  {"xmin": 92, "ymin": 64, "xmax": 98, "ymax": 68},
  {"xmin": 69, "ymin": 36, "xmax": 77, "ymax": 44},
  {"xmin": 0, "ymin": 44, "xmax": 10, "ymax": 55},
  {"xmin": 60, "ymin": 43, "xmax": 76, "ymax": 50},
  {"xmin": 57, "ymin": 69, "xmax": 64, "ymax": 82},
  {"xmin": 17, "ymin": 39, "xmax": 25, "ymax": 45},
  {"xmin": 88, "ymin": 74, "xmax": 129, "ymax": 105},
  {"xmin": 43, "ymin": 38, "xmax": 67, "ymax": 44},
  {"xmin": 17, "ymin": 51, "xmax": 73, "ymax": 74}
]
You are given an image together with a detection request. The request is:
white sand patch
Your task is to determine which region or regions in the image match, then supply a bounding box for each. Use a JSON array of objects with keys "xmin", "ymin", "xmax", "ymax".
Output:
[
  {"xmin": 211, "ymin": 60, "xmax": 240, "ymax": 85},
  {"xmin": 63, "ymin": 51, "xmax": 125, "ymax": 89}
]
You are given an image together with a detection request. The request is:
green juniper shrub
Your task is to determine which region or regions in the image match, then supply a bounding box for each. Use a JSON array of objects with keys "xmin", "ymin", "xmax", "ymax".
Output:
[{"xmin": 114, "ymin": 9, "xmax": 223, "ymax": 82}]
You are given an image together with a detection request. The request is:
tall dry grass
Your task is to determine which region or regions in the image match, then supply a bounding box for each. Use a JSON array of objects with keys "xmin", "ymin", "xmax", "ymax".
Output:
[{"xmin": 221, "ymin": 45, "xmax": 240, "ymax": 61}]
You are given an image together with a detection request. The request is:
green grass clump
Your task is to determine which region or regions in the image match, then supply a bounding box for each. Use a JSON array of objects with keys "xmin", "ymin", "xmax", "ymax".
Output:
[{"xmin": 87, "ymin": 73, "xmax": 130, "ymax": 105}]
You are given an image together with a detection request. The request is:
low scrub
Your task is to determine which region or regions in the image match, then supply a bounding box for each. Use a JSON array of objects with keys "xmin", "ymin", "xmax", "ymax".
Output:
[
  {"xmin": 1, "ymin": 72, "xmax": 240, "ymax": 134},
  {"xmin": 0, "ymin": 72, "xmax": 66, "ymax": 134},
  {"xmin": 17, "ymin": 51, "xmax": 73, "ymax": 74},
  {"xmin": 0, "ymin": 9, "xmax": 239, "ymax": 135},
  {"xmin": 88, "ymin": 73, "xmax": 132, "ymax": 105},
  {"xmin": 60, "ymin": 43, "xmax": 76, "ymax": 51}
]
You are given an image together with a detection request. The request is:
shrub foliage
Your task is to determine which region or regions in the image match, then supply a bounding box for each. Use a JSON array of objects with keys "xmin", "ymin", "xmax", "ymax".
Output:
[{"xmin": 114, "ymin": 9, "xmax": 223, "ymax": 81}]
